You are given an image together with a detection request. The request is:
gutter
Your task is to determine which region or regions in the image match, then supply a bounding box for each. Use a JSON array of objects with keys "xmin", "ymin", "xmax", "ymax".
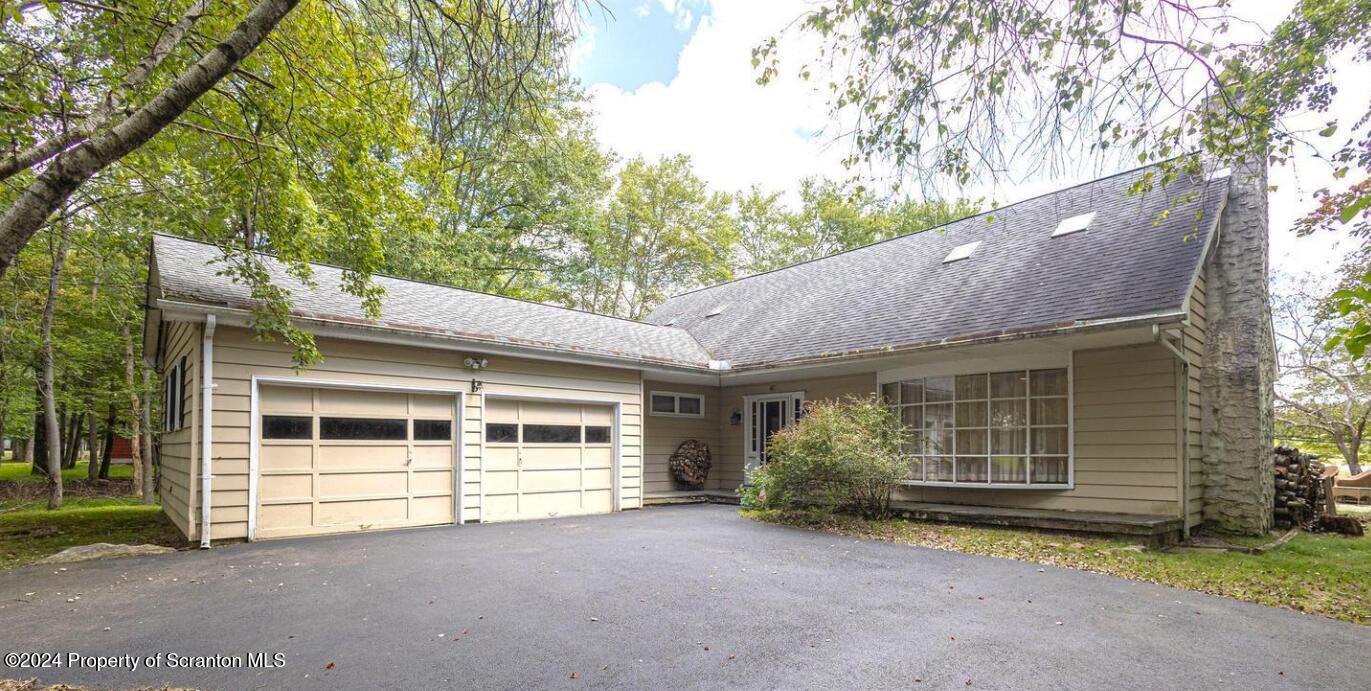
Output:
[
  {"xmin": 199, "ymin": 314, "xmax": 216, "ymax": 549},
  {"xmin": 1153, "ymin": 323, "xmax": 1192, "ymax": 540}
]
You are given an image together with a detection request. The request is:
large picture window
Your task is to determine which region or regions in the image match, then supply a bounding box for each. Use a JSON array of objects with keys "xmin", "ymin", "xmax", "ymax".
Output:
[{"xmin": 883, "ymin": 368, "xmax": 1070, "ymax": 487}]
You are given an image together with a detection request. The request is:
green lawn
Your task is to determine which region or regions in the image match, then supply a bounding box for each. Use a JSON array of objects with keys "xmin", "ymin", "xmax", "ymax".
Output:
[
  {"xmin": 0, "ymin": 459, "xmax": 133, "ymax": 483},
  {"xmin": 0, "ymin": 499, "xmax": 183, "ymax": 570},
  {"xmin": 747, "ymin": 510, "xmax": 1371, "ymax": 625},
  {"xmin": 0, "ymin": 461, "xmax": 179, "ymax": 570}
]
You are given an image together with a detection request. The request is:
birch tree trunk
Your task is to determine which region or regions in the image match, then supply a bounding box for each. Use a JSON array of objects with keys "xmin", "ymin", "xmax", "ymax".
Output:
[
  {"xmin": 0, "ymin": 0, "xmax": 303, "ymax": 277},
  {"xmin": 86, "ymin": 408, "xmax": 99, "ymax": 480},
  {"xmin": 124, "ymin": 323, "xmax": 144, "ymax": 499},
  {"xmin": 39, "ymin": 225, "xmax": 69, "ymax": 509},
  {"xmin": 141, "ymin": 367, "xmax": 154, "ymax": 503}
]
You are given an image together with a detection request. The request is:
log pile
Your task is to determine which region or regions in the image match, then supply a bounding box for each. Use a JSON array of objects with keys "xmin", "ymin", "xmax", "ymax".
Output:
[
  {"xmin": 669, "ymin": 440, "xmax": 712, "ymax": 490},
  {"xmin": 1273, "ymin": 445, "xmax": 1326, "ymax": 529}
]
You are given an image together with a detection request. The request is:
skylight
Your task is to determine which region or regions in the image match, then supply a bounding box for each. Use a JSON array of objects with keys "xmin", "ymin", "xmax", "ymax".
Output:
[
  {"xmin": 1051, "ymin": 212, "xmax": 1096, "ymax": 237},
  {"xmin": 942, "ymin": 241, "xmax": 981, "ymax": 263},
  {"xmin": 705, "ymin": 304, "xmax": 728, "ymax": 317}
]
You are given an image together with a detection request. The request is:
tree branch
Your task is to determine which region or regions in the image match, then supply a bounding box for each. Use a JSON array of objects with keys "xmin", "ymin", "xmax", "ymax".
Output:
[
  {"xmin": 0, "ymin": 0, "xmax": 303, "ymax": 277},
  {"xmin": 0, "ymin": 0, "xmax": 214, "ymax": 182}
]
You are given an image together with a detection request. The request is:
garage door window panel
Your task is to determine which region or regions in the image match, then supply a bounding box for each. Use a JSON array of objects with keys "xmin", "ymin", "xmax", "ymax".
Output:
[
  {"xmin": 414, "ymin": 419, "xmax": 452, "ymax": 441},
  {"xmin": 585, "ymin": 425, "xmax": 612, "ymax": 444},
  {"xmin": 263, "ymin": 415, "xmax": 312, "ymax": 440},
  {"xmin": 485, "ymin": 423, "xmax": 518, "ymax": 443},
  {"xmin": 522, "ymin": 424, "xmax": 581, "ymax": 444},
  {"xmin": 320, "ymin": 417, "xmax": 407, "ymax": 440}
]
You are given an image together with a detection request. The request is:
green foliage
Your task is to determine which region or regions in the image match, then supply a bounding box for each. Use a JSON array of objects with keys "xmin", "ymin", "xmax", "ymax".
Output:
[
  {"xmin": 557, "ymin": 154, "xmax": 737, "ymax": 319},
  {"xmin": 762, "ymin": 0, "xmax": 1371, "ymax": 358},
  {"xmin": 1273, "ymin": 276, "xmax": 1371, "ymax": 473},
  {"xmin": 735, "ymin": 178, "xmax": 979, "ymax": 274},
  {"xmin": 740, "ymin": 396, "xmax": 911, "ymax": 518}
]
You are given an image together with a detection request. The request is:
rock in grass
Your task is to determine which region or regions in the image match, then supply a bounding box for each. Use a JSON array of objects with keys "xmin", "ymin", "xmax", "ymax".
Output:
[{"xmin": 36, "ymin": 543, "xmax": 176, "ymax": 565}]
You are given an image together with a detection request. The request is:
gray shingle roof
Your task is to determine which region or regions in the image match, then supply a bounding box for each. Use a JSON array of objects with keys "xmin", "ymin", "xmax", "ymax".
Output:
[
  {"xmin": 151, "ymin": 234, "xmax": 714, "ymax": 368},
  {"xmin": 644, "ymin": 165, "xmax": 1227, "ymax": 367}
]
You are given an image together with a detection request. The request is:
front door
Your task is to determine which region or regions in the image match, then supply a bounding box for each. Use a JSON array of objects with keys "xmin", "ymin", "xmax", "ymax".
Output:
[{"xmin": 743, "ymin": 392, "xmax": 804, "ymax": 473}]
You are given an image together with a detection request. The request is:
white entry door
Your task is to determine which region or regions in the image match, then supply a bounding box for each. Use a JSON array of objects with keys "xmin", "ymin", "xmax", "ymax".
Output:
[{"xmin": 743, "ymin": 392, "xmax": 804, "ymax": 473}]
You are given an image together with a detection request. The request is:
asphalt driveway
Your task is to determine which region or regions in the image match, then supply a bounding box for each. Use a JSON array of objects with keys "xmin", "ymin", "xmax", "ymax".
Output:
[{"xmin": 1, "ymin": 504, "xmax": 1367, "ymax": 690}]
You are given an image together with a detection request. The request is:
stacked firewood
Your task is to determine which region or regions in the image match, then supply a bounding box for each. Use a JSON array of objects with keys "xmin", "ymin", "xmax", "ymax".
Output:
[
  {"xmin": 1273, "ymin": 445, "xmax": 1328, "ymax": 529},
  {"xmin": 669, "ymin": 440, "xmax": 712, "ymax": 490}
]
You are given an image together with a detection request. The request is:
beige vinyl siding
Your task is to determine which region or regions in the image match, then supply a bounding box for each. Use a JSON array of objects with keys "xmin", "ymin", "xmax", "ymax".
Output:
[
  {"xmin": 1184, "ymin": 274, "xmax": 1207, "ymax": 527},
  {"xmin": 715, "ymin": 373, "xmax": 878, "ymax": 488},
  {"xmin": 204, "ymin": 326, "xmax": 642, "ymax": 540},
  {"xmin": 642, "ymin": 382, "xmax": 722, "ymax": 493},
  {"xmin": 894, "ymin": 344, "xmax": 1182, "ymax": 515},
  {"xmin": 157, "ymin": 320, "xmax": 199, "ymax": 540}
]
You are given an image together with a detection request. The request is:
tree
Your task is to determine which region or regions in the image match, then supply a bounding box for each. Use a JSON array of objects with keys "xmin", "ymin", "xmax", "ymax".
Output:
[
  {"xmin": 1274, "ymin": 276, "xmax": 1371, "ymax": 474},
  {"xmin": 757, "ymin": 0, "xmax": 1371, "ymax": 354},
  {"xmin": 561, "ymin": 155, "xmax": 737, "ymax": 320},
  {"xmin": 38, "ymin": 223, "xmax": 67, "ymax": 508},
  {"xmin": 2, "ymin": 0, "xmax": 585, "ymax": 365},
  {"xmin": 735, "ymin": 178, "xmax": 979, "ymax": 274}
]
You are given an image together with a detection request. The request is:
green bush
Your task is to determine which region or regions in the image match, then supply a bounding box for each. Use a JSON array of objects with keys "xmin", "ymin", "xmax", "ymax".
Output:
[{"xmin": 738, "ymin": 396, "xmax": 912, "ymax": 518}]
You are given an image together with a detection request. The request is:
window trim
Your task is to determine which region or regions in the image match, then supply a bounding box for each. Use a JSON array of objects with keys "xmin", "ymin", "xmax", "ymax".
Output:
[
  {"xmin": 163, "ymin": 359, "xmax": 183, "ymax": 432},
  {"xmin": 878, "ymin": 354, "xmax": 1073, "ymax": 490},
  {"xmin": 648, "ymin": 390, "xmax": 706, "ymax": 418}
]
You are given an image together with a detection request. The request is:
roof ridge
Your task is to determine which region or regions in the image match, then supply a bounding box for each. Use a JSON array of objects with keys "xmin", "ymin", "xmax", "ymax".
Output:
[
  {"xmin": 657, "ymin": 157, "xmax": 1201, "ymax": 304},
  {"xmin": 151, "ymin": 232, "xmax": 700, "ymax": 334}
]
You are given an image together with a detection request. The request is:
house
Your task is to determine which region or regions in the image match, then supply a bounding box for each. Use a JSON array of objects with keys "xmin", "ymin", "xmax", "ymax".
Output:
[{"xmin": 144, "ymin": 161, "xmax": 1276, "ymax": 546}]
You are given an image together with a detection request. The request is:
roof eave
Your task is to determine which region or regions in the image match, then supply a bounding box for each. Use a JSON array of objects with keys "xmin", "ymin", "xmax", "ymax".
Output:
[{"xmin": 154, "ymin": 297, "xmax": 718, "ymax": 375}]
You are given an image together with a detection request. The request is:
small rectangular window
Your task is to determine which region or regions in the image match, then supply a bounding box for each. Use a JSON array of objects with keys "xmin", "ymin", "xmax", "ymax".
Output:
[
  {"xmin": 319, "ymin": 417, "xmax": 406, "ymax": 440},
  {"xmin": 523, "ymin": 424, "xmax": 581, "ymax": 444},
  {"xmin": 263, "ymin": 415, "xmax": 312, "ymax": 440},
  {"xmin": 485, "ymin": 423, "xmax": 517, "ymax": 443},
  {"xmin": 649, "ymin": 392, "xmax": 705, "ymax": 418},
  {"xmin": 585, "ymin": 426, "xmax": 611, "ymax": 444},
  {"xmin": 413, "ymin": 419, "xmax": 452, "ymax": 441},
  {"xmin": 677, "ymin": 396, "xmax": 701, "ymax": 416}
]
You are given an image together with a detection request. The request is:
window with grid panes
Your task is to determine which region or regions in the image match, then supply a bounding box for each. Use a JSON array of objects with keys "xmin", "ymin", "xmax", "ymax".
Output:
[{"xmin": 882, "ymin": 368, "xmax": 1069, "ymax": 486}]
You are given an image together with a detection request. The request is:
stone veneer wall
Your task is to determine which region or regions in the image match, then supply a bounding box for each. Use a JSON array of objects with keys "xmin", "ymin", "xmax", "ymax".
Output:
[{"xmin": 1200, "ymin": 161, "xmax": 1276, "ymax": 534}]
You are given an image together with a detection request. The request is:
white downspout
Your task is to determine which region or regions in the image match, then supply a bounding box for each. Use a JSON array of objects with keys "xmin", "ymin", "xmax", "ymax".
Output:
[
  {"xmin": 199, "ymin": 314, "xmax": 216, "ymax": 549},
  {"xmin": 1154, "ymin": 324, "xmax": 1192, "ymax": 541}
]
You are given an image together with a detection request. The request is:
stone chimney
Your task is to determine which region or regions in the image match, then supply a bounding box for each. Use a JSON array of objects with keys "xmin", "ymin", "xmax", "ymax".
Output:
[{"xmin": 1200, "ymin": 160, "xmax": 1276, "ymax": 534}]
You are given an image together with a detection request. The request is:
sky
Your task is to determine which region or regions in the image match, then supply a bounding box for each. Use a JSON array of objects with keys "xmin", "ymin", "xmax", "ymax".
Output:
[{"xmin": 570, "ymin": 0, "xmax": 1363, "ymax": 282}]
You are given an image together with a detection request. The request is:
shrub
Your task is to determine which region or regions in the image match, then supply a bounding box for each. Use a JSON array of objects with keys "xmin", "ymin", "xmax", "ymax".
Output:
[{"xmin": 738, "ymin": 396, "xmax": 912, "ymax": 518}]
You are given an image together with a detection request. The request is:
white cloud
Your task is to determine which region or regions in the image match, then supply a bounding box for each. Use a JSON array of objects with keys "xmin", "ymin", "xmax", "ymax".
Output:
[
  {"xmin": 588, "ymin": 1, "xmax": 846, "ymax": 199},
  {"xmin": 633, "ymin": 3, "xmax": 650, "ymax": 18}
]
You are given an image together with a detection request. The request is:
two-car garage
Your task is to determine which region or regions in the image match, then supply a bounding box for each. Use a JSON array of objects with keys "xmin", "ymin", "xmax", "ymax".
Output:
[{"xmin": 253, "ymin": 383, "xmax": 619, "ymax": 540}]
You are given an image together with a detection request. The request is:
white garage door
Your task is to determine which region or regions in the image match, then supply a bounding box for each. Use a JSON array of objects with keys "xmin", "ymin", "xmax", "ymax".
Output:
[
  {"xmin": 483, "ymin": 399, "xmax": 615, "ymax": 521},
  {"xmin": 256, "ymin": 385, "xmax": 457, "ymax": 539}
]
